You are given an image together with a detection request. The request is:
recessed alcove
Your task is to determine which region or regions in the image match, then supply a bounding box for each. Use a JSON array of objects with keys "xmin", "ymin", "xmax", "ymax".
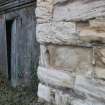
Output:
[{"xmin": 6, "ymin": 19, "xmax": 14, "ymax": 81}]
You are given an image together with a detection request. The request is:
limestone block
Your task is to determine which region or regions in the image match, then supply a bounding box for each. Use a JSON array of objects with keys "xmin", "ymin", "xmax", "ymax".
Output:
[
  {"xmin": 90, "ymin": 19, "xmax": 105, "ymax": 28},
  {"xmin": 37, "ymin": 66, "xmax": 75, "ymax": 88},
  {"xmin": 71, "ymin": 99, "xmax": 105, "ymax": 105},
  {"xmin": 36, "ymin": 22, "xmax": 79, "ymax": 45},
  {"xmin": 94, "ymin": 48, "xmax": 105, "ymax": 68},
  {"xmin": 35, "ymin": 7, "xmax": 53, "ymax": 23},
  {"xmin": 55, "ymin": 90, "xmax": 71, "ymax": 105},
  {"xmin": 53, "ymin": 0, "xmax": 105, "ymax": 21},
  {"xmin": 74, "ymin": 75, "xmax": 105, "ymax": 102},
  {"xmin": 38, "ymin": 84, "xmax": 72, "ymax": 105},
  {"xmin": 95, "ymin": 67, "xmax": 105, "ymax": 79},
  {"xmin": 76, "ymin": 21, "xmax": 89, "ymax": 33},
  {"xmin": 38, "ymin": 83, "xmax": 52, "ymax": 102},
  {"xmin": 48, "ymin": 45, "xmax": 93, "ymax": 75},
  {"xmin": 39, "ymin": 45, "xmax": 49, "ymax": 67},
  {"xmin": 54, "ymin": 0, "xmax": 67, "ymax": 4},
  {"xmin": 37, "ymin": 0, "xmax": 53, "ymax": 7},
  {"xmin": 80, "ymin": 27, "xmax": 105, "ymax": 43},
  {"xmin": 36, "ymin": 0, "xmax": 53, "ymax": 23},
  {"xmin": 71, "ymin": 99, "xmax": 90, "ymax": 105}
]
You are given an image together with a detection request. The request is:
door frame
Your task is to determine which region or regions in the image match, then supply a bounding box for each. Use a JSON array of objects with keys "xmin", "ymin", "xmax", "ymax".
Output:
[{"xmin": 4, "ymin": 14, "xmax": 18, "ymax": 81}]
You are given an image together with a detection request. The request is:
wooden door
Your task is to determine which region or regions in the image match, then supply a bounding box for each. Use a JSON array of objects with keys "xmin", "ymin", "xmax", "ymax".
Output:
[
  {"xmin": 11, "ymin": 17, "xmax": 32, "ymax": 87},
  {"xmin": 10, "ymin": 16, "xmax": 39, "ymax": 87}
]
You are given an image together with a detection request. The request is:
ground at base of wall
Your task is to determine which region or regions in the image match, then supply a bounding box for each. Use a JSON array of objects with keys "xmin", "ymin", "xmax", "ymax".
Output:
[{"xmin": 0, "ymin": 72, "xmax": 39, "ymax": 105}]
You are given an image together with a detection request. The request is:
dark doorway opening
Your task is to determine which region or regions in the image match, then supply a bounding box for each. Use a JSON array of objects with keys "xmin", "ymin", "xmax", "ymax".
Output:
[{"xmin": 6, "ymin": 20, "xmax": 13, "ymax": 81}]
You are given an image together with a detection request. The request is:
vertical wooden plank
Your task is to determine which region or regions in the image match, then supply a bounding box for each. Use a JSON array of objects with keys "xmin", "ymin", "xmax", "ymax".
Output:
[
  {"xmin": 11, "ymin": 16, "xmax": 34, "ymax": 87},
  {"xmin": 16, "ymin": 16, "xmax": 34, "ymax": 87},
  {"xmin": 0, "ymin": 15, "xmax": 8, "ymax": 78}
]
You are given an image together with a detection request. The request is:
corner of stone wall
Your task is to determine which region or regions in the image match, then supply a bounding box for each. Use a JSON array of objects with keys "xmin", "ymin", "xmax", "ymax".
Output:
[{"xmin": 36, "ymin": 0, "xmax": 105, "ymax": 105}]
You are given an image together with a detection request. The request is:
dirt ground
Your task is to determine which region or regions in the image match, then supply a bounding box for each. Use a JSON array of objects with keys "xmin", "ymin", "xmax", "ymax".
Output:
[{"xmin": 0, "ymin": 72, "xmax": 39, "ymax": 105}]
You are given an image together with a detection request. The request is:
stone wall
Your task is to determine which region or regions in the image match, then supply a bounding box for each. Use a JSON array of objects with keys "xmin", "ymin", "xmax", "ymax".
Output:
[{"xmin": 36, "ymin": 0, "xmax": 105, "ymax": 105}]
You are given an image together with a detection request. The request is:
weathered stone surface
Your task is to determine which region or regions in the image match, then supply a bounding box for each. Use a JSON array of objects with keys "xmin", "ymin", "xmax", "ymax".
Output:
[
  {"xmin": 90, "ymin": 18, "xmax": 105, "ymax": 28},
  {"xmin": 37, "ymin": 66, "xmax": 75, "ymax": 88},
  {"xmin": 53, "ymin": 0, "xmax": 105, "ymax": 21},
  {"xmin": 95, "ymin": 67, "xmax": 105, "ymax": 79},
  {"xmin": 76, "ymin": 21, "xmax": 89, "ymax": 32},
  {"xmin": 80, "ymin": 27, "xmax": 105, "ymax": 43},
  {"xmin": 38, "ymin": 83, "xmax": 52, "ymax": 102},
  {"xmin": 71, "ymin": 99, "xmax": 90, "ymax": 105},
  {"xmin": 35, "ymin": 7, "xmax": 52, "ymax": 23},
  {"xmin": 71, "ymin": 99, "xmax": 105, "ymax": 105},
  {"xmin": 48, "ymin": 45, "xmax": 93, "ymax": 75},
  {"xmin": 38, "ymin": 84, "xmax": 72, "ymax": 105},
  {"xmin": 94, "ymin": 48, "xmax": 105, "ymax": 68},
  {"xmin": 55, "ymin": 90, "xmax": 71, "ymax": 105},
  {"xmin": 54, "ymin": 0, "xmax": 67, "ymax": 4},
  {"xmin": 36, "ymin": 22, "xmax": 79, "ymax": 45},
  {"xmin": 74, "ymin": 75, "xmax": 105, "ymax": 103},
  {"xmin": 37, "ymin": 0, "xmax": 53, "ymax": 6},
  {"xmin": 39, "ymin": 45, "xmax": 49, "ymax": 67},
  {"xmin": 36, "ymin": 0, "xmax": 53, "ymax": 23},
  {"xmin": 36, "ymin": 0, "xmax": 105, "ymax": 105}
]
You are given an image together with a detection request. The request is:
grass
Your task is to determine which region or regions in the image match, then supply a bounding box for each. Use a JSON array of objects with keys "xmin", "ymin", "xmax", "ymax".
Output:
[{"xmin": 0, "ymin": 72, "xmax": 38, "ymax": 105}]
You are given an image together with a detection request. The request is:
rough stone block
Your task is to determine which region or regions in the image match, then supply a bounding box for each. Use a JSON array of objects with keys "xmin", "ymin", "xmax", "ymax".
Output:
[
  {"xmin": 95, "ymin": 67, "xmax": 105, "ymax": 79},
  {"xmin": 94, "ymin": 48, "xmax": 105, "ymax": 68},
  {"xmin": 80, "ymin": 27, "xmax": 105, "ymax": 43},
  {"xmin": 48, "ymin": 45, "xmax": 93, "ymax": 75},
  {"xmin": 71, "ymin": 99, "xmax": 105, "ymax": 105},
  {"xmin": 74, "ymin": 75, "xmax": 105, "ymax": 102},
  {"xmin": 38, "ymin": 84, "xmax": 72, "ymax": 105},
  {"xmin": 39, "ymin": 45, "xmax": 49, "ymax": 67},
  {"xmin": 38, "ymin": 83, "xmax": 52, "ymax": 102},
  {"xmin": 90, "ymin": 19, "xmax": 105, "ymax": 28},
  {"xmin": 37, "ymin": 0, "xmax": 53, "ymax": 7},
  {"xmin": 37, "ymin": 66, "xmax": 75, "ymax": 88},
  {"xmin": 35, "ymin": 6, "xmax": 53, "ymax": 23},
  {"xmin": 53, "ymin": 0, "xmax": 105, "ymax": 21},
  {"xmin": 76, "ymin": 21, "xmax": 89, "ymax": 32},
  {"xmin": 55, "ymin": 90, "xmax": 71, "ymax": 105},
  {"xmin": 36, "ymin": 0, "xmax": 53, "ymax": 23},
  {"xmin": 36, "ymin": 22, "xmax": 79, "ymax": 45}
]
